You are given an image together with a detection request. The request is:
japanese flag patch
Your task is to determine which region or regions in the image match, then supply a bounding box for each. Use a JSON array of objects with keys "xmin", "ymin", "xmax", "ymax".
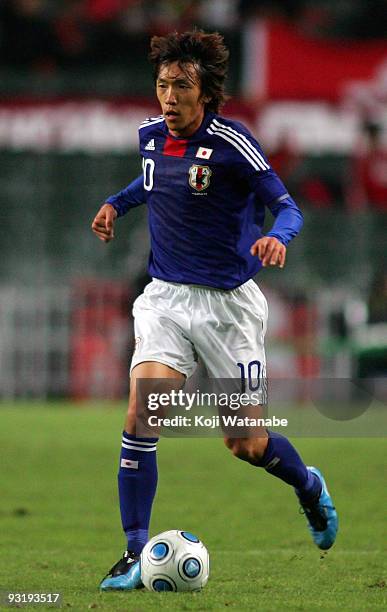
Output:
[
  {"xmin": 121, "ymin": 459, "xmax": 139, "ymax": 469},
  {"xmin": 196, "ymin": 146, "xmax": 213, "ymax": 160}
]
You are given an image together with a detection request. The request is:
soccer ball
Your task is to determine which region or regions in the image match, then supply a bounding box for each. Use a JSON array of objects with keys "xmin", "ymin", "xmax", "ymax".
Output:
[{"xmin": 140, "ymin": 530, "xmax": 209, "ymax": 592}]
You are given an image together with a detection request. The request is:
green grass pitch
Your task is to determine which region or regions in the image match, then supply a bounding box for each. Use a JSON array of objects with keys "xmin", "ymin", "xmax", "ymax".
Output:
[{"xmin": 0, "ymin": 404, "xmax": 386, "ymax": 611}]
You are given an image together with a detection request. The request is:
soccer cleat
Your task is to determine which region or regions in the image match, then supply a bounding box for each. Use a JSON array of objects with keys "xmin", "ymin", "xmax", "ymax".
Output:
[
  {"xmin": 299, "ymin": 466, "xmax": 338, "ymax": 550},
  {"xmin": 100, "ymin": 551, "xmax": 143, "ymax": 591}
]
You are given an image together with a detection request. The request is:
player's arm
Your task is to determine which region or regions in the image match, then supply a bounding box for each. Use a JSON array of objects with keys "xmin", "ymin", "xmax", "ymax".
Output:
[
  {"xmin": 245, "ymin": 167, "xmax": 303, "ymax": 268},
  {"xmin": 91, "ymin": 174, "xmax": 145, "ymax": 243},
  {"xmin": 250, "ymin": 189, "xmax": 304, "ymax": 268},
  {"xmin": 230, "ymin": 125, "xmax": 303, "ymax": 268}
]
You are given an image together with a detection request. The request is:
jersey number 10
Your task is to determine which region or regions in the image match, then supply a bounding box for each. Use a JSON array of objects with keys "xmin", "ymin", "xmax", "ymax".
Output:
[
  {"xmin": 143, "ymin": 158, "xmax": 155, "ymax": 191},
  {"xmin": 237, "ymin": 360, "xmax": 262, "ymax": 392}
]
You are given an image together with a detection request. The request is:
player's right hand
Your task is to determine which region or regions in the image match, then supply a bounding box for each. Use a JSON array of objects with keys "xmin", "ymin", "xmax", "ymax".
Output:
[{"xmin": 91, "ymin": 203, "xmax": 118, "ymax": 243}]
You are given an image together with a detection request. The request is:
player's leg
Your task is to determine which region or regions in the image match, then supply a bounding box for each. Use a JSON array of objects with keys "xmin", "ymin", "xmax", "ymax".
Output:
[
  {"xmin": 224, "ymin": 431, "xmax": 320, "ymax": 501},
  {"xmin": 192, "ymin": 280, "xmax": 337, "ymax": 550},
  {"xmin": 224, "ymin": 433, "xmax": 338, "ymax": 550},
  {"xmin": 101, "ymin": 280, "xmax": 196, "ymax": 590},
  {"xmin": 101, "ymin": 361, "xmax": 185, "ymax": 591},
  {"xmin": 121, "ymin": 361, "xmax": 185, "ymax": 555}
]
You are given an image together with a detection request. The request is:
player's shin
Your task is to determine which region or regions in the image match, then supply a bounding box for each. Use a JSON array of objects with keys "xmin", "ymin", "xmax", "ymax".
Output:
[
  {"xmin": 258, "ymin": 431, "xmax": 321, "ymax": 502},
  {"xmin": 118, "ymin": 431, "xmax": 158, "ymax": 554}
]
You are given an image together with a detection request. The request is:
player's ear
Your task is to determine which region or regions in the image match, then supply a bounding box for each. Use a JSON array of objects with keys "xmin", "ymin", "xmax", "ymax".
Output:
[{"xmin": 200, "ymin": 94, "xmax": 212, "ymax": 105}]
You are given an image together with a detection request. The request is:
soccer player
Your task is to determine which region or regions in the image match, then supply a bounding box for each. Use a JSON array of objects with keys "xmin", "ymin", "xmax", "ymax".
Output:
[{"xmin": 92, "ymin": 31, "xmax": 338, "ymax": 591}]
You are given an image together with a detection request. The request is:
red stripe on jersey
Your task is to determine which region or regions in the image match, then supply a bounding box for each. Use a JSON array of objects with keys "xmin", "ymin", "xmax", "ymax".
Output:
[
  {"xmin": 196, "ymin": 167, "xmax": 204, "ymax": 190},
  {"xmin": 163, "ymin": 136, "xmax": 188, "ymax": 157}
]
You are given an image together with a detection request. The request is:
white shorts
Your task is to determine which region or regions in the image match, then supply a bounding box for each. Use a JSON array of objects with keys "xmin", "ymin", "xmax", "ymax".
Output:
[{"xmin": 131, "ymin": 278, "xmax": 268, "ymax": 379}]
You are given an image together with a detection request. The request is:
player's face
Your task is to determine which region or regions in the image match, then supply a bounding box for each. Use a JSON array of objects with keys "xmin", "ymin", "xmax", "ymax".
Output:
[{"xmin": 156, "ymin": 61, "xmax": 209, "ymax": 138}]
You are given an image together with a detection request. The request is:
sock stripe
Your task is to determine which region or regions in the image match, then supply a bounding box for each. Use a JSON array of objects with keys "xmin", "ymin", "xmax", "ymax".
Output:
[
  {"xmin": 122, "ymin": 442, "xmax": 157, "ymax": 452},
  {"xmin": 125, "ymin": 528, "xmax": 149, "ymax": 545},
  {"xmin": 122, "ymin": 437, "xmax": 156, "ymax": 447}
]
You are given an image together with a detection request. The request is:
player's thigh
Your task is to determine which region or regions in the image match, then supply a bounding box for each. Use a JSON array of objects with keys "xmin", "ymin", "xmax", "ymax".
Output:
[
  {"xmin": 125, "ymin": 361, "xmax": 185, "ymax": 434},
  {"xmin": 194, "ymin": 280, "xmax": 268, "ymax": 380},
  {"xmin": 193, "ymin": 281, "xmax": 268, "ymax": 443},
  {"xmin": 131, "ymin": 281, "xmax": 198, "ymax": 379}
]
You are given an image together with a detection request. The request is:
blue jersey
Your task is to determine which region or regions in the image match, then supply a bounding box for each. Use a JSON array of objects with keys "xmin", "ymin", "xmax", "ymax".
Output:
[{"xmin": 107, "ymin": 111, "xmax": 303, "ymax": 289}]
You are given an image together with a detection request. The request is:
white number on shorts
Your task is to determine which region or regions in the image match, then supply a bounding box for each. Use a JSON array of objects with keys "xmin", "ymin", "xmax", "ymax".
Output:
[{"xmin": 143, "ymin": 158, "xmax": 155, "ymax": 191}]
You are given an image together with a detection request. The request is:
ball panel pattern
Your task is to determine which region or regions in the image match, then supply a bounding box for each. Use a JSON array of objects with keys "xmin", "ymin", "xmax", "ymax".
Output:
[
  {"xmin": 181, "ymin": 531, "xmax": 200, "ymax": 543},
  {"xmin": 183, "ymin": 558, "xmax": 201, "ymax": 578},
  {"xmin": 152, "ymin": 578, "xmax": 175, "ymax": 592},
  {"xmin": 150, "ymin": 542, "xmax": 169, "ymax": 560},
  {"xmin": 140, "ymin": 530, "xmax": 209, "ymax": 592}
]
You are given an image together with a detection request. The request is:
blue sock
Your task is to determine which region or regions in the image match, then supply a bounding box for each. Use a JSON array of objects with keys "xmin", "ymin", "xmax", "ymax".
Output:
[
  {"xmin": 259, "ymin": 431, "xmax": 321, "ymax": 502},
  {"xmin": 118, "ymin": 431, "xmax": 158, "ymax": 555}
]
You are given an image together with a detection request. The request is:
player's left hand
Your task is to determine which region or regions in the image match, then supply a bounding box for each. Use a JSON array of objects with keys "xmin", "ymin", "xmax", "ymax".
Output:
[
  {"xmin": 250, "ymin": 236, "xmax": 286, "ymax": 268},
  {"xmin": 91, "ymin": 203, "xmax": 117, "ymax": 243}
]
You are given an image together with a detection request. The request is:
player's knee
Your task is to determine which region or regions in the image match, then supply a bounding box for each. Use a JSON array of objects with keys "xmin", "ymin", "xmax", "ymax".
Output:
[
  {"xmin": 124, "ymin": 388, "xmax": 139, "ymax": 434},
  {"xmin": 224, "ymin": 436, "xmax": 268, "ymax": 464},
  {"xmin": 124, "ymin": 408, "xmax": 137, "ymax": 435},
  {"xmin": 224, "ymin": 438, "xmax": 251, "ymax": 462},
  {"xmin": 125, "ymin": 374, "xmax": 178, "ymax": 435}
]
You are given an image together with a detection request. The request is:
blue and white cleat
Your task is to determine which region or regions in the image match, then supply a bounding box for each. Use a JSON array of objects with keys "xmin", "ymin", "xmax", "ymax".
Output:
[
  {"xmin": 100, "ymin": 551, "xmax": 143, "ymax": 591},
  {"xmin": 300, "ymin": 466, "xmax": 338, "ymax": 550}
]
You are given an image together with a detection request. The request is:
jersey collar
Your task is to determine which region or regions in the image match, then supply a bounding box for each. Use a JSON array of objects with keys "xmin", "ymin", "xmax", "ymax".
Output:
[{"xmin": 162, "ymin": 111, "xmax": 216, "ymax": 142}]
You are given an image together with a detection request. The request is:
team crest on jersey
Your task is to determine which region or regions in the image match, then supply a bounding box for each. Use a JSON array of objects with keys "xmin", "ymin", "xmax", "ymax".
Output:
[{"xmin": 188, "ymin": 164, "xmax": 212, "ymax": 192}]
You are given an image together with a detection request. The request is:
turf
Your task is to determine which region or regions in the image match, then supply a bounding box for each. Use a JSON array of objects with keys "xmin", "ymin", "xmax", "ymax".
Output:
[{"xmin": 0, "ymin": 404, "xmax": 386, "ymax": 611}]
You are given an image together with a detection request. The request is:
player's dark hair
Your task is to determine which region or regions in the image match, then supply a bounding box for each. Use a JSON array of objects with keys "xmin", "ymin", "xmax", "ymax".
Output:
[{"xmin": 149, "ymin": 30, "xmax": 229, "ymax": 113}]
